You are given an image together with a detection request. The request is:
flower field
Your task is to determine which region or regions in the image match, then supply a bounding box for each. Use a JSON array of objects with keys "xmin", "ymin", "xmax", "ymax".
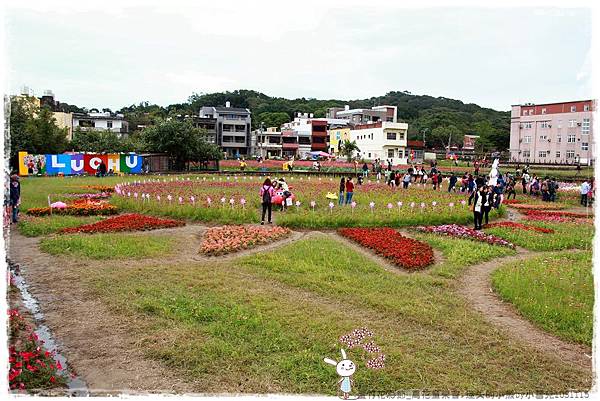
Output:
[
  {"xmin": 26, "ymin": 203, "xmax": 118, "ymax": 217},
  {"xmin": 111, "ymin": 176, "xmax": 486, "ymax": 228},
  {"xmin": 200, "ymin": 225, "xmax": 291, "ymax": 256},
  {"xmin": 483, "ymin": 222, "xmax": 555, "ymax": 234},
  {"xmin": 508, "ymin": 203, "xmax": 565, "ymax": 211},
  {"xmin": 415, "ymin": 224, "xmax": 515, "ymax": 248},
  {"xmin": 9, "ymin": 174, "xmax": 595, "ymax": 395},
  {"xmin": 60, "ymin": 213, "xmax": 185, "ymax": 234},
  {"xmin": 337, "ymin": 227, "xmax": 434, "ymax": 269},
  {"xmin": 522, "ymin": 210, "xmax": 594, "ymax": 224}
]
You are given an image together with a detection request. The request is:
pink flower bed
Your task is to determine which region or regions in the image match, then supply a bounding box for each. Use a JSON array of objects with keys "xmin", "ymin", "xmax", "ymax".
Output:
[
  {"xmin": 416, "ymin": 224, "xmax": 514, "ymax": 248},
  {"xmin": 200, "ymin": 225, "xmax": 291, "ymax": 256},
  {"xmin": 522, "ymin": 210, "xmax": 594, "ymax": 224}
]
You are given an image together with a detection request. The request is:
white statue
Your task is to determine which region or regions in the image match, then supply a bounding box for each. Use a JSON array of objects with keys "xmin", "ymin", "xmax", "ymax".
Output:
[{"xmin": 488, "ymin": 158, "xmax": 500, "ymax": 186}]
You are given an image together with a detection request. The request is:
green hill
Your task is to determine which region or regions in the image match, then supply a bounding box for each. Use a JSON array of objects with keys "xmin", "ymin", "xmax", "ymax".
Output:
[{"xmin": 119, "ymin": 90, "xmax": 510, "ymax": 151}]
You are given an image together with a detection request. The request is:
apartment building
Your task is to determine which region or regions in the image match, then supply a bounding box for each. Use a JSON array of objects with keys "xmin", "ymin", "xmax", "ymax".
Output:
[
  {"xmin": 199, "ymin": 102, "xmax": 251, "ymax": 157},
  {"xmin": 350, "ymin": 121, "xmax": 409, "ymax": 165},
  {"xmin": 280, "ymin": 113, "xmax": 349, "ymax": 158},
  {"xmin": 73, "ymin": 111, "xmax": 129, "ymax": 137},
  {"xmin": 252, "ymin": 127, "xmax": 283, "ymax": 158},
  {"xmin": 509, "ymin": 100, "xmax": 595, "ymax": 165},
  {"xmin": 327, "ymin": 105, "xmax": 398, "ymax": 124}
]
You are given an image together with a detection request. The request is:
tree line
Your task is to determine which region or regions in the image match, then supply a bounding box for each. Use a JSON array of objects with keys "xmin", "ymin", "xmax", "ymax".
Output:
[
  {"xmin": 7, "ymin": 96, "xmax": 221, "ymax": 171},
  {"xmin": 8, "ymin": 89, "xmax": 510, "ymax": 170},
  {"xmin": 121, "ymin": 89, "xmax": 510, "ymax": 152}
]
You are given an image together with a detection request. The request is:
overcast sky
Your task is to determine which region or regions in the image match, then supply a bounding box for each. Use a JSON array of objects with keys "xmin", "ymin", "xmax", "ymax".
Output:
[{"xmin": 4, "ymin": 1, "xmax": 593, "ymax": 112}]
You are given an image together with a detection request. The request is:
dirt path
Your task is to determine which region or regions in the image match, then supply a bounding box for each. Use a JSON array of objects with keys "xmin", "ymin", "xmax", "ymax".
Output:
[
  {"xmin": 458, "ymin": 247, "xmax": 592, "ymax": 371},
  {"xmin": 8, "ymin": 231, "xmax": 195, "ymax": 395},
  {"xmin": 6, "ymin": 224, "xmax": 311, "ymax": 395}
]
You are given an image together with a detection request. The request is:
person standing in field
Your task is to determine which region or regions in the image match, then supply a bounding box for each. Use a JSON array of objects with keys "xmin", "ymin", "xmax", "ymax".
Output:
[
  {"xmin": 448, "ymin": 172, "xmax": 458, "ymax": 192},
  {"xmin": 505, "ymin": 179, "xmax": 517, "ymax": 200},
  {"xmin": 468, "ymin": 185, "xmax": 485, "ymax": 230},
  {"xmin": 580, "ymin": 179, "xmax": 590, "ymax": 207},
  {"xmin": 482, "ymin": 185, "xmax": 495, "ymax": 225},
  {"xmin": 345, "ymin": 177, "xmax": 355, "ymax": 205},
  {"xmin": 431, "ymin": 171, "xmax": 439, "ymax": 190},
  {"xmin": 259, "ymin": 178, "xmax": 275, "ymax": 225},
  {"xmin": 402, "ymin": 171, "xmax": 411, "ymax": 189},
  {"xmin": 9, "ymin": 174, "xmax": 21, "ymax": 224},
  {"xmin": 338, "ymin": 177, "xmax": 346, "ymax": 206},
  {"xmin": 521, "ymin": 173, "xmax": 529, "ymax": 194}
]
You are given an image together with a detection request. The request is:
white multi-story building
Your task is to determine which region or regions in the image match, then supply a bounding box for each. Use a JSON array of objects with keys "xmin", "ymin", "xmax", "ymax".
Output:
[
  {"xmin": 327, "ymin": 105, "xmax": 398, "ymax": 123},
  {"xmin": 510, "ymin": 100, "xmax": 595, "ymax": 165},
  {"xmin": 73, "ymin": 111, "xmax": 129, "ymax": 137},
  {"xmin": 252, "ymin": 127, "xmax": 283, "ymax": 158},
  {"xmin": 350, "ymin": 121, "xmax": 409, "ymax": 164}
]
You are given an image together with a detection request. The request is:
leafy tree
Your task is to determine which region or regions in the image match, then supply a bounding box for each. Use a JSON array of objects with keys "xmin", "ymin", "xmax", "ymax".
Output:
[
  {"xmin": 8, "ymin": 96, "xmax": 69, "ymax": 169},
  {"xmin": 141, "ymin": 119, "xmax": 221, "ymax": 170},
  {"xmin": 339, "ymin": 140, "xmax": 360, "ymax": 162},
  {"xmin": 70, "ymin": 128, "xmax": 137, "ymax": 153},
  {"xmin": 428, "ymin": 125, "xmax": 463, "ymax": 149},
  {"xmin": 183, "ymin": 90, "xmax": 510, "ymax": 151},
  {"xmin": 256, "ymin": 112, "xmax": 290, "ymax": 129}
]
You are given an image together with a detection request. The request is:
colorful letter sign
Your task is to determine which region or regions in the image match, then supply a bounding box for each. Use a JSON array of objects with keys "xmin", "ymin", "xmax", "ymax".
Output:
[{"xmin": 18, "ymin": 152, "xmax": 144, "ymax": 176}]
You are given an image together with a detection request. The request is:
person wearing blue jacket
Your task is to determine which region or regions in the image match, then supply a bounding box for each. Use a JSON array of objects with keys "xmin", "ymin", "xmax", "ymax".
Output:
[{"xmin": 9, "ymin": 174, "xmax": 21, "ymax": 223}]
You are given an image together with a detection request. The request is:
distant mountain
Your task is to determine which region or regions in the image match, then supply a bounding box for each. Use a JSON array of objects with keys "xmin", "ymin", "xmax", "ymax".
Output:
[{"xmin": 118, "ymin": 90, "xmax": 510, "ymax": 151}]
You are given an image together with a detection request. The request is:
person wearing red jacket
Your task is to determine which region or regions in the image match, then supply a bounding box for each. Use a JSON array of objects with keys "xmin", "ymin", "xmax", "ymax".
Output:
[{"xmin": 345, "ymin": 177, "xmax": 355, "ymax": 205}]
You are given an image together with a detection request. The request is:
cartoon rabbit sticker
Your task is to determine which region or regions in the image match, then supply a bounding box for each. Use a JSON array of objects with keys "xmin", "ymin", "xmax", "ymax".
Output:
[{"xmin": 324, "ymin": 348, "xmax": 356, "ymax": 400}]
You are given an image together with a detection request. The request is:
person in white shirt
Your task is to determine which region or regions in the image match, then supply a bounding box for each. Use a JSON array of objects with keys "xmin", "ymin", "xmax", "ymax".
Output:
[
  {"xmin": 279, "ymin": 178, "xmax": 291, "ymax": 210},
  {"xmin": 580, "ymin": 180, "xmax": 590, "ymax": 206}
]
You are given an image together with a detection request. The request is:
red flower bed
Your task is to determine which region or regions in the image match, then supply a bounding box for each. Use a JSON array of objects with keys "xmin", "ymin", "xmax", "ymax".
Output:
[
  {"xmin": 509, "ymin": 203, "xmax": 564, "ymax": 210},
  {"xmin": 483, "ymin": 221, "xmax": 554, "ymax": 233},
  {"xmin": 26, "ymin": 203, "xmax": 118, "ymax": 217},
  {"xmin": 525, "ymin": 210, "xmax": 592, "ymax": 219},
  {"xmin": 501, "ymin": 199, "xmax": 521, "ymax": 205},
  {"xmin": 60, "ymin": 213, "xmax": 185, "ymax": 234},
  {"xmin": 522, "ymin": 209, "xmax": 594, "ymax": 224},
  {"xmin": 201, "ymin": 225, "xmax": 291, "ymax": 256},
  {"xmin": 338, "ymin": 227, "xmax": 434, "ymax": 270},
  {"xmin": 85, "ymin": 185, "xmax": 115, "ymax": 193},
  {"xmin": 8, "ymin": 309, "xmax": 65, "ymax": 391}
]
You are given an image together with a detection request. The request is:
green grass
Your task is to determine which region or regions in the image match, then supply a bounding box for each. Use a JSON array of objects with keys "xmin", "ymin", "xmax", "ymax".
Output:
[
  {"xmin": 409, "ymin": 232, "xmax": 517, "ymax": 278},
  {"xmin": 81, "ymin": 236, "xmax": 590, "ymax": 394},
  {"xmin": 17, "ymin": 215, "xmax": 101, "ymax": 237},
  {"xmin": 19, "ymin": 175, "xmax": 125, "ymax": 210},
  {"xmin": 484, "ymin": 221, "xmax": 593, "ymax": 251},
  {"xmin": 40, "ymin": 233, "xmax": 175, "ymax": 260},
  {"xmin": 492, "ymin": 251, "xmax": 593, "ymax": 346}
]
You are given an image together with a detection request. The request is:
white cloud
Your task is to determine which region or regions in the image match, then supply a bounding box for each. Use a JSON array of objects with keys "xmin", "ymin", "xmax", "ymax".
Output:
[{"xmin": 164, "ymin": 71, "xmax": 237, "ymax": 93}]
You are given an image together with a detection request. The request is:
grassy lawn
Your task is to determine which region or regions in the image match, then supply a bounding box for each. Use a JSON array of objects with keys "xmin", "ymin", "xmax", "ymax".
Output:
[
  {"xmin": 484, "ymin": 221, "xmax": 593, "ymax": 251},
  {"xmin": 19, "ymin": 175, "xmax": 124, "ymax": 210},
  {"xmin": 40, "ymin": 233, "xmax": 175, "ymax": 260},
  {"xmin": 492, "ymin": 251, "xmax": 593, "ymax": 346},
  {"xmin": 409, "ymin": 232, "xmax": 516, "ymax": 278},
  {"xmin": 81, "ymin": 236, "xmax": 590, "ymax": 394},
  {"xmin": 17, "ymin": 215, "xmax": 101, "ymax": 237}
]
